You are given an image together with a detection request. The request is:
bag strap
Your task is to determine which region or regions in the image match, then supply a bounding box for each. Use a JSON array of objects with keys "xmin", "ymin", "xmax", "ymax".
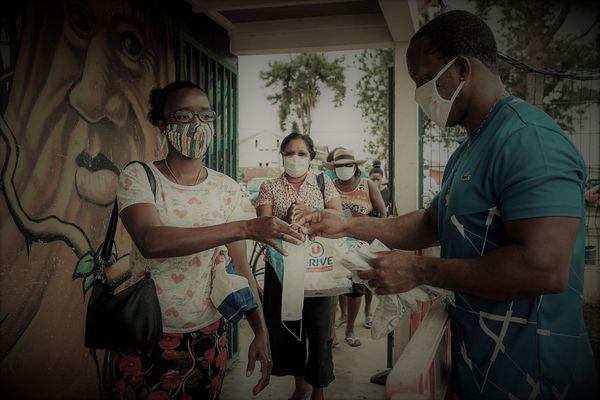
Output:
[
  {"xmin": 98, "ymin": 161, "xmax": 156, "ymax": 264},
  {"xmin": 316, "ymin": 173, "xmax": 325, "ymax": 201}
]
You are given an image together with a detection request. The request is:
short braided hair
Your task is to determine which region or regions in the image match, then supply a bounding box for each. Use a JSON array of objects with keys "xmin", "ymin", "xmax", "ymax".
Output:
[
  {"xmin": 411, "ymin": 10, "xmax": 498, "ymax": 73},
  {"xmin": 147, "ymin": 81, "xmax": 207, "ymax": 125}
]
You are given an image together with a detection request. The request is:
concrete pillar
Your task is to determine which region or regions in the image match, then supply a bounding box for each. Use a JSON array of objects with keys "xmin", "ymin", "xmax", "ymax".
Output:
[
  {"xmin": 391, "ymin": 41, "xmax": 421, "ymax": 363},
  {"xmin": 393, "ymin": 42, "xmax": 420, "ymax": 215}
]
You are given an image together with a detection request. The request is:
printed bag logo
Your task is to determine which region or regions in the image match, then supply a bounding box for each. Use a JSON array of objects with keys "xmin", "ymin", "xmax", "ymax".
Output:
[
  {"xmin": 309, "ymin": 242, "xmax": 325, "ymax": 258},
  {"xmin": 307, "ymin": 241, "xmax": 333, "ymax": 272}
]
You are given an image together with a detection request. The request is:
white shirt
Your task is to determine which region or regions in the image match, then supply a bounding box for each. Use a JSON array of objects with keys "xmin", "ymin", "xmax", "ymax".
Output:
[{"xmin": 117, "ymin": 162, "xmax": 244, "ymax": 333}]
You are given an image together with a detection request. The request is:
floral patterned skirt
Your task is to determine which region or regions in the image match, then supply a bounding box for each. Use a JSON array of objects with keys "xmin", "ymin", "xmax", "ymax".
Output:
[{"xmin": 108, "ymin": 319, "xmax": 227, "ymax": 400}]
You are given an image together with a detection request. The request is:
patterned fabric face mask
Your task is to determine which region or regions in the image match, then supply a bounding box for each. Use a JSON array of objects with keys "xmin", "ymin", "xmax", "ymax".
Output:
[{"xmin": 163, "ymin": 122, "xmax": 214, "ymax": 159}]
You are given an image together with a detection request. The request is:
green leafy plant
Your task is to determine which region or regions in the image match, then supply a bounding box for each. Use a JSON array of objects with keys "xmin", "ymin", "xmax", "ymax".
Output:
[{"xmin": 260, "ymin": 53, "xmax": 346, "ymax": 135}]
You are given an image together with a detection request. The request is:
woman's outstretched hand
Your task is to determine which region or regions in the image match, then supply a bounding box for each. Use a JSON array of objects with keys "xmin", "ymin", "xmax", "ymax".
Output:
[
  {"xmin": 245, "ymin": 216, "xmax": 306, "ymax": 255},
  {"xmin": 285, "ymin": 200, "xmax": 314, "ymax": 225}
]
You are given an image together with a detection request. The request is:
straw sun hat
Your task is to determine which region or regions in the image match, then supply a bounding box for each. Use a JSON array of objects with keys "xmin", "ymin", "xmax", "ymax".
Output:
[{"xmin": 323, "ymin": 148, "xmax": 366, "ymax": 169}]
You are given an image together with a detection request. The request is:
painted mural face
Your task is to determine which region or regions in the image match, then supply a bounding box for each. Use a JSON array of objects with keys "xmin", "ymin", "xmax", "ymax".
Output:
[
  {"xmin": 0, "ymin": 0, "xmax": 173, "ymax": 397},
  {"xmin": 62, "ymin": 0, "xmax": 166, "ymax": 205}
]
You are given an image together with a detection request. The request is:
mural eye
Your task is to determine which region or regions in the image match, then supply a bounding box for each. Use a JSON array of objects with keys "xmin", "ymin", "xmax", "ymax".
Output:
[
  {"xmin": 121, "ymin": 31, "xmax": 143, "ymax": 60},
  {"xmin": 68, "ymin": 4, "xmax": 91, "ymax": 39}
]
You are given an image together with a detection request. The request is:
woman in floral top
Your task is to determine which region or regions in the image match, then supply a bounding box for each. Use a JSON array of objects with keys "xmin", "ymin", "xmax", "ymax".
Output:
[
  {"xmin": 256, "ymin": 132, "xmax": 342, "ymax": 400},
  {"xmin": 114, "ymin": 81, "xmax": 304, "ymax": 400}
]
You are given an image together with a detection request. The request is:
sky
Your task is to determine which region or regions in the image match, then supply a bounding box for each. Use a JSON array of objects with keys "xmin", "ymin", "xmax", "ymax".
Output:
[{"xmin": 238, "ymin": 50, "xmax": 372, "ymax": 160}]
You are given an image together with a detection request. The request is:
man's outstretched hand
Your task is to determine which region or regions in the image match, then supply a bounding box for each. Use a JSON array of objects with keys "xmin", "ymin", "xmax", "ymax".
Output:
[{"xmin": 299, "ymin": 209, "xmax": 348, "ymax": 240}]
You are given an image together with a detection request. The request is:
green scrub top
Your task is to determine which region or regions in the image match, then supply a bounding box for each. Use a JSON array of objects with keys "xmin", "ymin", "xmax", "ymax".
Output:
[{"xmin": 431, "ymin": 96, "xmax": 598, "ymax": 399}]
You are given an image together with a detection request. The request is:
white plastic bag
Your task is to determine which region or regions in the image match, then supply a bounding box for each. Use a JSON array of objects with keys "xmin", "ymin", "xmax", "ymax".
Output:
[
  {"xmin": 280, "ymin": 242, "xmax": 306, "ymax": 340},
  {"xmin": 268, "ymin": 238, "xmax": 353, "ymax": 341},
  {"xmin": 332, "ymin": 238, "xmax": 441, "ymax": 339},
  {"xmin": 267, "ymin": 238, "xmax": 353, "ymax": 298},
  {"xmin": 209, "ymin": 248, "xmax": 257, "ymax": 324},
  {"xmin": 371, "ymin": 294, "xmax": 407, "ymax": 340},
  {"xmin": 303, "ymin": 238, "xmax": 353, "ymax": 297}
]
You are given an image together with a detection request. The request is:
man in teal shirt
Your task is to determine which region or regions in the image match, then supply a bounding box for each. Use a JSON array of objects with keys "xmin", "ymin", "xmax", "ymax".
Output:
[{"xmin": 303, "ymin": 10, "xmax": 597, "ymax": 399}]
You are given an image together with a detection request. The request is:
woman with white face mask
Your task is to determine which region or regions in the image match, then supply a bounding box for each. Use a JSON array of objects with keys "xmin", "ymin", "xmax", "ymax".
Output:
[
  {"xmin": 256, "ymin": 133, "xmax": 342, "ymax": 400},
  {"xmin": 323, "ymin": 148, "xmax": 387, "ymax": 347}
]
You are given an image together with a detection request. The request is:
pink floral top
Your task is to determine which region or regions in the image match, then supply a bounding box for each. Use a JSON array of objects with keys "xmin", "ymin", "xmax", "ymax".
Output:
[
  {"xmin": 256, "ymin": 171, "xmax": 339, "ymax": 219},
  {"xmin": 117, "ymin": 162, "xmax": 244, "ymax": 333}
]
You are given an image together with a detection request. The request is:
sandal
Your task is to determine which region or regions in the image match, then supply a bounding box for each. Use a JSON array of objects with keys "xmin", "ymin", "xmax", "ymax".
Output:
[
  {"xmin": 335, "ymin": 318, "xmax": 347, "ymax": 328},
  {"xmin": 364, "ymin": 315, "xmax": 373, "ymax": 329},
  {"xmin": 344, "ymin": 336, "xmax": 361, "ymax": 347}
]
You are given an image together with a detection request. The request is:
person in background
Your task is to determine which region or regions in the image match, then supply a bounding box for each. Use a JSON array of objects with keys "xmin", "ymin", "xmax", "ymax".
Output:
[
  {"xmin": 365, "ymin": 160, "xmax": 391, "ymax": 329},
  {"xmin": 369, "ymin": 160, "xmax": 393, "ymax": 217},
  {"xmin": 421, "ymin": 165, "xmax": 440, "ymax": 208},
  {"xmin": 324, "ymin": 149, "xmax": 348, "ymax": 337},
  {"xmin": 304, "ymin": 10, "xmax": 598, "ymax": 399},
  {"xmin": 324, "ymin": 148, "xmax": 386, "ymax": 346},
  {"xmin": 325, "ymin": 147, "xmax": 368, "ymax": 181},
  {"xmin": 323, "ymin": 148, "xmax": 343, "ymax": 181},
  {"xmin": 256, "ymin": 132, "xmax": 342, "ymax": 400},
  {"xmin": 325, "ymin": 148, "xmax": 371, "ymax": 336},
  {"xmin": 585, "ymin": 185, "xmax": 599, "ymax": 208},
  {"xmin": 116, "ymin": 81, "xmax": 305, "ymax": 399}
]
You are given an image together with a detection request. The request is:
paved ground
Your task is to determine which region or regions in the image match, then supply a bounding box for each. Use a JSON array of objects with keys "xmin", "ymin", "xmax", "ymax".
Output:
[{"xmin": 221, "ymin": 304, "xmax": 388, "ymax": 400}]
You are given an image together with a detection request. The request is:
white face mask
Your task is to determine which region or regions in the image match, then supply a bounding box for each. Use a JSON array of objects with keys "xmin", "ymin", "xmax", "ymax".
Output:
[
  {"xmin": 414, "ymin": 57, "xmax": 465, "ymax": 127},
  {"xmin": 335, "ymin": 165, "xmax": 355, "ymax": 181},
  {"xmin": 283, "ymin": 155, "xmax": 310, "ymax": 178}
]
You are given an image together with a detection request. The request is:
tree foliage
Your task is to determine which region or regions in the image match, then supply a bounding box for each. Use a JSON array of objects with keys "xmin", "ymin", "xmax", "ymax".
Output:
[
  {"xmin": 259, "ymin": 53, "xmax": 346, "ymax": 135},
  {"xmin": 354, "ymin": 48, "xmax": 394, "ymax": 160},
  {"xmin": 472, "ymin": 0, "xmax": 600, "ymax": 134},
  {"xmin": 355, "ymin": 0, "xmax": 599, "ymax": 151}
]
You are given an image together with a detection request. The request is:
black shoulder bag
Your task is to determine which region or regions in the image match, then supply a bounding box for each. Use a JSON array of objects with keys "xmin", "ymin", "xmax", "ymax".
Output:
[{"xmin": 85, "ymin": 161, "xmax": 163, "ymax": 351}]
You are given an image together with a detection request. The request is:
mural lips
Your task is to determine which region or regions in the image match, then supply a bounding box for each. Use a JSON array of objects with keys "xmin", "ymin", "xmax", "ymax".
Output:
[{"xmin": 75, "ymin": 150, "xmax": 121, "ymax": 206}]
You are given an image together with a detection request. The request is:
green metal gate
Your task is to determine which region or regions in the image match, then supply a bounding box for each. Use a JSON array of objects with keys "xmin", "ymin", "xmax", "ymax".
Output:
[
  {"xmin": 387, "ymin": 66, "xmax": 396, "ymax": 215},
  {"xmin": 175, "ymin": 32, "xmax": 240, "ymax": 365},
  {"xmin": 176, "ymin": 32, "xmax": 239, "ymax": 180}
]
